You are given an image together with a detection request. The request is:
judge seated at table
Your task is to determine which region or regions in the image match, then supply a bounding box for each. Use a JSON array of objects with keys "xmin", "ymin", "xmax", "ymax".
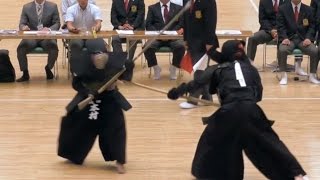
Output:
[
  {"xmin": 111, "ymin": 0, "xmax": 145, "ymax": 62},
  {"xmin": 144, "ymin": 0, "xmax": 184, "ymax": 80},
  {"xmin": 61, "ymin": 0, "xmax": 96, "ymax": 26},
  {"xmin": 16, "ymin": 0, "xmax": 60, "ymax": 82},
  {"xmin": 65, "ymin": 0, "xmax": 106, "ymax": 67},
  {"xmin": 277, "ymin": 0, "xmax": 320, "ymax": 85}
]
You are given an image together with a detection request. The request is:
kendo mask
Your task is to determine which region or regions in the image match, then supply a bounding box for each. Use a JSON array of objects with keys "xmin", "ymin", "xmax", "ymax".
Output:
[
  {"xmin": 91, "ymin": 52, "xmax": 109, "ymax": 69},
  {"xmin": 220, "ymin": 40, "xmax": 246, "ymax": 62}
]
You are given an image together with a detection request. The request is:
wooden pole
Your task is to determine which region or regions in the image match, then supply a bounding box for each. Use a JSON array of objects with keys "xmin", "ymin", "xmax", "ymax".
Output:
[{"xmin": 130, "ymin": 81, "xmax": 219, "ymax": 107}]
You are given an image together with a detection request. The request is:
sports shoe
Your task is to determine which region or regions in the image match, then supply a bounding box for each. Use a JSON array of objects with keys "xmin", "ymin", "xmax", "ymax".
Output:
[
  {"xmin": 179, "ymin": 102, "xmax": 197, "ymax": 109},
  {"xmin": 153, "ymin": 65, "xmax": 161, "ymax": 80},
  {"xmin": 169, "ymin": 65, "xmax": 177, "ymax": 80},
  {"xmin": 279, "ymin": 72, "xmax": 287, "ymax": 85},
  {"xmin": 309, "ymin": 73, "xmax": 320, "ymax": 84}
]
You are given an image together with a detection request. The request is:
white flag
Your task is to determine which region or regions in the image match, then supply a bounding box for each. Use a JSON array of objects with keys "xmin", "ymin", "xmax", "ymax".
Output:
[{"xmin": 193, "ymin": 53, "xmax": 208, "ymax": 71}]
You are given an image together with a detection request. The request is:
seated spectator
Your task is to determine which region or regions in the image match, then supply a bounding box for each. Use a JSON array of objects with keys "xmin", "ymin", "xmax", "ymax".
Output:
[
  {"xmin": 61, "ymin": 0, "xmax": 96, "ymax": 28},
  {"xmin": 16, "ymin": 0, "xmax": 60, "ymax": 82},
  {"xmin": 247, "ymin": 0, "xmax": 287, "ymax": 62},
  {"xmin": 111, "ymin": 0, "xmax": 145, "ymax": 63},
  {"xmin": 310, "ymin": 0, "xmax": 320, "ymax": 74},
  {"xmin": 277, "ymin": 0, "xmax": 320, "ymax": 85},
  {"xmin": 65, "ymin": 0, "xmax": 105, "ymax": 62},
  {"xmin": 144, "ymin": 0, "xmax": 185, "ymax": 80}
]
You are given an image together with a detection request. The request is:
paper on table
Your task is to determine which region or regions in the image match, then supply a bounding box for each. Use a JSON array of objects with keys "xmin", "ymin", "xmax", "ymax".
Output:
[
  {"xmin": 23, "ymin": 31, "xmax": 38, "ymax": 35},
  {"xmin": 0, "ymin": 29, "xmax": 17, "ymax": 34},
  {"xmin": 51, "ymin": 31, "xmax": 62, "ymax": 35},
  {"xmin": 145, "ymin": 31, "xmax": 160, "ymax": 35},
  {"xmin": 161, "ymin": 31, "xmax": 178, "ymax": 35},
  {"xmin": 216, "ymin": 30, "xmax": 242, "ymax": 35},
  {"xmin": 193, "ymin": 53, "xmax": 209, "ymax": 71},
  {"xmin": 116, "ymin": 30, "xmax": 134, "ymax": 35},
  {"xmin": 23, "ymin": 31, "xmax": 63, "ymax": 35}
]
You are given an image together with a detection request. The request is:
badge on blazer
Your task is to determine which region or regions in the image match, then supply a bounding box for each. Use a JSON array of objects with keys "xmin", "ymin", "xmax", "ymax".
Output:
[
  {"xmin": 195, "ymin": 10, "xmax": 202, "ymax": 19},
  {"xmin": 303, "ymin": 19, "xmax": 309, "ymax": 26},
  {"xmin": 131, "ymin": 5, "xmax": 137, "ymax": 13}
]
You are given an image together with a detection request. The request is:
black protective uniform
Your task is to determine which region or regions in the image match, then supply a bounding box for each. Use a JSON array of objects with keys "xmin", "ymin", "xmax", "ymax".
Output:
[
  {"xmin": 168, "ymin": 40, "xmax": 307, "ymax": 180},
  {"xmin": 57, "ymin": 49, "xmax": 132, "ymax": 165}
]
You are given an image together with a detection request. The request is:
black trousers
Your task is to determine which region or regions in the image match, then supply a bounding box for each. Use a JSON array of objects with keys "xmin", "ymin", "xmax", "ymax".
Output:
[
  {"xmin": 58, "ymin": 92, "xmax": 126, "ymax": 164},
  {"xmin": 17, "ymin": 39, "xmax": 58, "ymax": 71},
  {"xmin": 191, "ymin": 102, "xmax": 306, "ymax": 180},
  {"xmin": 187, "ymin": 43, "xmax": 212, "ymax": 103},
  {"xmin": 144, "ymin": 40, "xmax": 185, "ymax": 68},
  {"xmin": 112, "ymin": 35, "xmax": 138, "ymax": 61},
  {"xmin": 69, "ymin": 38, "xmax": 107, "ymax": 73},
  {"xmin": 69, "ymin": 38, "xmax": 106, "ymax": 52}
]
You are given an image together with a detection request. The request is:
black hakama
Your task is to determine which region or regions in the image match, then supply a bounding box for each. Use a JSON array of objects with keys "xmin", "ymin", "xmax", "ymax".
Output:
[
  {"xmin": 191, "ymin": 102, "xmax": 306, "ymax": 180},
  {"xmin": 168, "ymin": 40, "xmax": 307, "ymax": 180},
  {"xmin": 58, "ymin": 90, "xmax": 127, "ymax": 165}
]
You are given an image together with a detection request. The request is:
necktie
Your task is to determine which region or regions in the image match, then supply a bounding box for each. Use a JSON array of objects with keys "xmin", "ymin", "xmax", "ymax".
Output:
[
  {"xmin": 273, "ymin": 0, "xmax": 278, "ymax": 13},
  {"xmin": 190, "ymin": 0, "xmax": 195, "ymax": 13},
  {"xmin": 163, "ymin": 4, "xmax": 169, "ymax": 23},
  {"xmin": 124, "ymin": 0, "xmax": 129, "ymax": 12},
  {"xmin": 294, "ymin": 6, "xmax": 299, "ymax": 23},
  {"xmin": 37, "ymin": 4, "xmax": 43, "ymax": 24}
]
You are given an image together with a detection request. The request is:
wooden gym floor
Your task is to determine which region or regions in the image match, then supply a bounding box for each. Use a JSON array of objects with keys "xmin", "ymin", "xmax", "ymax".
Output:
[{"xmin": 0, "ymin": 0, "xmax": 319, "ymax": 179}]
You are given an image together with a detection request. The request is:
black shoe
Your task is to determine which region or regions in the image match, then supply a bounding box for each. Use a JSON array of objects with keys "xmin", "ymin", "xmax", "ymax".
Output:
[
  {"xmin": 16, "ymin": 71, "xmax": 30, "ymax": 82},
  {"xmin": 45, "ymin": 66, "xmax": 54, "ymax": 80}
]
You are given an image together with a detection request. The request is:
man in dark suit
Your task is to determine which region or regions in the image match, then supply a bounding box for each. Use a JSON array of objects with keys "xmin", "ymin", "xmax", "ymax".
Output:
[
  {"xmin": 247, "ymin": 0, "xmax": 287, "ymax": 62},
  {"xmin": 144, "ymin": 0, "xmax": 185, "ymax": 80},
  {"xmin": 111, "ymin": 0, "xmax": 145, "ymax": 62},
  {"xmin": 17, "ymin": 0, "xmax": 60, "ymax": 82},
  {"xmin": 180, "ymin": 0, "xmax": 219, "ymax": 109},
  {"xmin": 311, "ymin": 0, "xmax": 320, "ymax": 31},
  {"xmin": 310, "ymin": 0, "xmax": 320, "ymax": 67},
  {"xmin": 277, "ymin": 0, "xmax": 320, "ymax": 85}
]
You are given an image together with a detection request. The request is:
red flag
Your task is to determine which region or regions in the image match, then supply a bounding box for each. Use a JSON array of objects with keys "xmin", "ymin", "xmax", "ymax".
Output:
[{"xmin": 180, "ymin": 51, "xmax": 193, "ymax": 74}]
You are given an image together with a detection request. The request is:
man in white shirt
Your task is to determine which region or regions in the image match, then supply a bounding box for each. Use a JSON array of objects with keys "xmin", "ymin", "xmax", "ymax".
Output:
[
  {"xmin": 61, "ymin": 0, "xmax": 96, "ymax": 27},
  {"xmin": 65, "ymin": 0, "xmax": 105, "ymax": 64}
]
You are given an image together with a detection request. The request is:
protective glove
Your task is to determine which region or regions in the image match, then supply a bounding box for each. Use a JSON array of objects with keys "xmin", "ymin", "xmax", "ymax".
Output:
[{"xmin": 167, "ymin": 88, "xmax": 180, "ymax": 100}]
